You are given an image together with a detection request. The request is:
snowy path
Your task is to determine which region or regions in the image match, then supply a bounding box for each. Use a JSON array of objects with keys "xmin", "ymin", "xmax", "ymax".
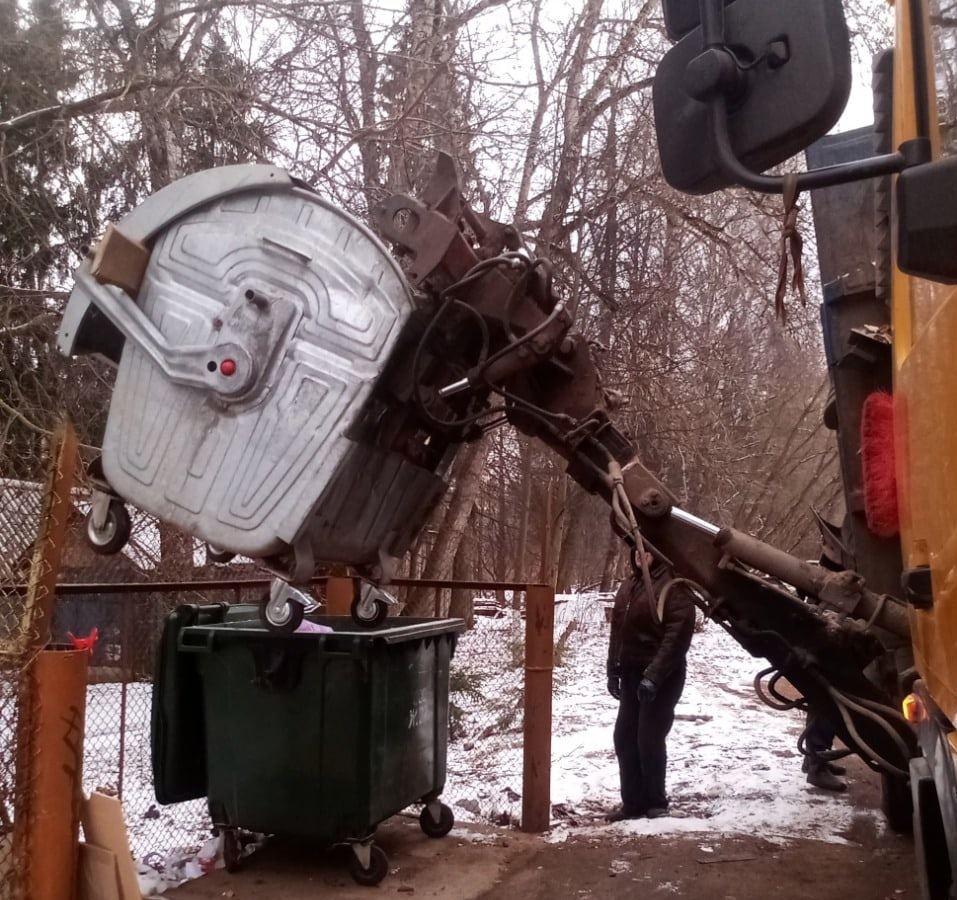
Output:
[{"xmin": 447, "ymin": 593, "xmax": 882, "ymax": 845}]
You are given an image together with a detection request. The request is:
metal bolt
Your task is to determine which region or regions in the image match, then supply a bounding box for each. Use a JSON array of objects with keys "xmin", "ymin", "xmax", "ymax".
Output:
[{"xmin": 638, "ymin": 488, "xmax": 668, "ymax": 517}]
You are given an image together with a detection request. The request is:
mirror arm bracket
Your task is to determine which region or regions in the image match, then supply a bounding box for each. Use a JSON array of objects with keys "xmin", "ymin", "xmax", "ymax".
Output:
[
  {"xmin": 700, "ymin": 0, "xmax": 725, "ymax": 47},
  {"xmin": 709, "ymin": 98, "xmax": 929, "ymax": 193}
]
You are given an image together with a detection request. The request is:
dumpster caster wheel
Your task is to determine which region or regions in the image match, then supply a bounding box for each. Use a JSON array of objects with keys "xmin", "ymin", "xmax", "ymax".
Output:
[
  {"xmin": 351, "ymin": 594, "xmax": 389, "ymax": 628},
  {"xmin": 206, "ymin": 544, "xmax": 236, "ymax": 565},
  {"xmin": 349, "ymin": 843, "xmax": 389, "ymax": 886},
  {"xmin": 222, "ymin": 829, "xmax": 242, "ymax": 873},
  {"xmin": 85, "ymin": 499, "xmax": 131, "ymax": 556},
  {"xmin": 260, "ymin": 592, "xmax": 304, "ymax": 634},
  {"xmin": 420, "ymin": 802, "xmax": 454, "ymax": 838}
]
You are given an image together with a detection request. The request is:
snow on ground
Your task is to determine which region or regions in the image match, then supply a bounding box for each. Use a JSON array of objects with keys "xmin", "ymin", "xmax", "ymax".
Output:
[
  {"xmin": 83, "ymin": 682, "xmax": 210, "ymax": 857},
  {"xmin": 446, "ymin": 592, "xmax": 881, "ymax": 845},
  {"xmin": 68, "ymin": 590, "xmax": 877, "ymax": 891}
]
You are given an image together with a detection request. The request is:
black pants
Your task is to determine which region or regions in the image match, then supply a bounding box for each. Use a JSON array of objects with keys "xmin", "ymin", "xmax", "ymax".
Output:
[
  {"xmin": 805, "ymin": 713, "xmax": 836, "ymax": 757},
  {"xmin": 613, "ymin": 664, "xmax": 686, "ymax": 812}
]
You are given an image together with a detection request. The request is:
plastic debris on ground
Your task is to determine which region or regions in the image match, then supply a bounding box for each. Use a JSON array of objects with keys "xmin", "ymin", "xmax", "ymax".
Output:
[
  {"xmin": 137, "ymin": 835, "xmax": 224, "ymax": 895},
  {"xmin": 295, "ymin": 620, "xmax": 334, "ymax": 634}
]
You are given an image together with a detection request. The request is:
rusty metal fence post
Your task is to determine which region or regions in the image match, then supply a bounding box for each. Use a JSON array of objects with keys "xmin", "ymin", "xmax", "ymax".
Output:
[
  {"xmin": 521, "ymin": 583, "xmax": 554, "ymax": 833},
  {"xmin": 20, "ymin": 647, "xmax": 89, "ymax": 900},
  {"xmin": 325, "ymin": 575, "xmax": 354, "ymax": 615},
  {"xmin": 9, "ymin": 422, "xmax": 82, "ymax": 900}
]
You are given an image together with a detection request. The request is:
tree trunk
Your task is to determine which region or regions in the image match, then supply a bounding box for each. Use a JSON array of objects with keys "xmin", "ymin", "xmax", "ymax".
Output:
[
  {"xmin": 556, "ymin": 485, "xmax": 588, "ymax": 592},
  {"xmin": 548, "ymin": 474, "xmax": 568, "ymax": 590},
  {"xmin": 404, "ymin": 438, "xmax": 488, "ymax": 615},
  {"xmin": 538, "ymin": 473, "xmax": 553, "ymax": 584},
  {"xmin": 449, "ymin": 511, "xmax": 475, "ymax": 627},
  {"xmin": 599, "ymin": 530, "xmax": 621, "ymax": 592},
  {"xmin": 513, "ymin": 439, "xmax": 533, "ymax": 587}
]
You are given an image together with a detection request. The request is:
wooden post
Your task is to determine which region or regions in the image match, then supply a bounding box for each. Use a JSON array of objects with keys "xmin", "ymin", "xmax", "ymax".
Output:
[
  {"xmin": 325, "ymin": 576, "xmax": 355, "ymax": 615},
  {"xmin": 521, "ymin": 583, "xmax": 554, "ymax": 833}
]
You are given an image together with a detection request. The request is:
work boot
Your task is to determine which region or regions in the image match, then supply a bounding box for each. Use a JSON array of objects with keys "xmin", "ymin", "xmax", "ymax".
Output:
[
  {"xmin": 605, "ymin": 805, "xmax": 644, "ymax": 822},
  {"xmin": 645, "ymin": 806, "xmax": 670, "ymax": 819},
  {"xmin": 802, "ymin": 756, "xmax": 846, "ymax": 776},
  {"xmin": 806, "ymin": 763, "xmax": 847, "ymax": 792}
]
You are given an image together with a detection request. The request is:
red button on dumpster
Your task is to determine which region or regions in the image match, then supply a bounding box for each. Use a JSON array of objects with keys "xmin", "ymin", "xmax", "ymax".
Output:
[{"xmin": 220, "ymin": 359, "xmax": 237, "ymax": 377}]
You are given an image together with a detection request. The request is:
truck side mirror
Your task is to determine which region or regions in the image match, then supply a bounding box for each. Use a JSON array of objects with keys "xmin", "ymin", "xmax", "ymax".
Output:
[
  {"xmin": 897, "ymin": 157, "xmax": 957, "ymax": 284},
  {"xmin": 653, "ymin": 0, "xmax": 852, "ymax": 195}
]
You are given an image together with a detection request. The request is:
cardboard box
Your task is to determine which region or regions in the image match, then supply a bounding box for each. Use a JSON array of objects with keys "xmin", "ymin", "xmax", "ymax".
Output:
[
  {"xmin": 77, "ymin": 842, "xmax": 121, "ymax": 900},
  {"xmin": 80, "ymin": 794, "xmax": 141, "ymax": 900}
]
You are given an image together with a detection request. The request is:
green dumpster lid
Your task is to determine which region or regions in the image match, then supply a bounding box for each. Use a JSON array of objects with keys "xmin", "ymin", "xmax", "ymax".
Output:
[{"xmin": 181, "ymin": 610, "xmax": 466, "ymax": 647}]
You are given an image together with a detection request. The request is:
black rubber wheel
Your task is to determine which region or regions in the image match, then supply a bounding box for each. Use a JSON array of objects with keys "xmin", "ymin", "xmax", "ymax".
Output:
[
  {"xmin": 206, "ymin": 544, "xmax": 236, "ymax": 565},
  {"xmin": 85, "ymin": 500, "xmax": 132, "ymax": 556},
  {"xmin": 882, "ymin": 771, "xmax": 914, "ymax": 835},
  {"xmin": 222, "ymin": 829, "xmax": 242, "ymax": 873},
  {"xmin": 349, "ymin": 844, "xmax": 389, "ymax": 886},
  {"xmin": 260, "ymin": 592, "xmax": 304, "ymax": 634},
  {"xmin": 913, "ymin": 760, "xmax": 953, "ymax": 900},
  {"xmin": 419, "ymin": 802, "xmax": 454, "ymax": 838},
  {"xmin": 351, "ymin": 595, "xmax": 389, "ymax": 628}
]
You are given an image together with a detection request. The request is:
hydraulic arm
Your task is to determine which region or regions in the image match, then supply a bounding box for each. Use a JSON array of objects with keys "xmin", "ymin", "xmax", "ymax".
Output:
[{"xmin": 376, "ymin": 154, "xmax": 916, "ymax": 782}]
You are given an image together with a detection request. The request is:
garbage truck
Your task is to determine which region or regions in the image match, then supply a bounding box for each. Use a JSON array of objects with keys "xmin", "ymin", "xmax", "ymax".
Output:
[{"xmin": 55, "ymin": 0, "xmax": 957, "ymax": 895}]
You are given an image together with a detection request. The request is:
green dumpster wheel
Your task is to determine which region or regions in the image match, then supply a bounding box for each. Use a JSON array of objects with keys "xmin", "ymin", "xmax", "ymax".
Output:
[
  {"xmin": 419, "ymin": 802, "xmax": 454, "ymax": 838},
  {"xmin": 349, "ymin": 844, "xmax": 389, "ymax": 886},
  {"xmin": 259, "ymin": 591, "xmax": 305, "ymax": 634},
  {"xmin": 222, "ymin": 829, "xmax": 242, "ymax": 873},
  {"xmin": 350, "ymin": 594, "xmax": 389, "ymax": 628}
]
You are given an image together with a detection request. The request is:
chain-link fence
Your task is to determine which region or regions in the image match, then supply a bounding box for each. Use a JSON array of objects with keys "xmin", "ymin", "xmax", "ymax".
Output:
[
  {"xmin": 49, "ymin": 495, "xmax": 272, "ymax": 864},
  {"xmin": 2, "ymin": 461, "xmax": 615, "ymax": 890},
  {"xmin": 0, "ymin": 478, "xmax": 45, "ymax": 900},
  {"xmin": 438, "ymin": 588, "xmax": 614, "ymax": 826},
  {"xmin": 54, "ymin": 592, "xmax": 210, "ymax": 861},
  {"xmin": 0, "ymin": 432, "xmax": 76, "ymax": 900},
  {"xmin": 55, "ymin": 578, "xmax": 610, "ymax": 859}
]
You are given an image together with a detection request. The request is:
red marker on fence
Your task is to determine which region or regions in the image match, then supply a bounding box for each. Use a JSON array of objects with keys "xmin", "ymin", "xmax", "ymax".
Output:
[{"xmin": 67, "ymin": 627, "xmax": 99, "ymax": 654}]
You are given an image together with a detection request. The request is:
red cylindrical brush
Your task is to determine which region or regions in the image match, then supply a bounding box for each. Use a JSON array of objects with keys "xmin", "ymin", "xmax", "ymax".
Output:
[{"xmin": 860, "ymin": 391, "xmax": 899, "ymax": 538}]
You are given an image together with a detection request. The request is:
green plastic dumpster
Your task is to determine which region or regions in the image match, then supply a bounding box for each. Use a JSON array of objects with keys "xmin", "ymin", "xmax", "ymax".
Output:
[{"xmin": 151, "ymin": 603, "xmax": 465, "ymax": 885}]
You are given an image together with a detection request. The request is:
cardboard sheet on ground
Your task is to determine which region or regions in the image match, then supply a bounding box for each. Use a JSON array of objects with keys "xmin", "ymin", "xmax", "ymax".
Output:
[
  {"xmin": 78, "ymin": 842, "xmax": 122, "ymax": 900},
  {"xmin": 81, "ymin": 793, "xmax": 142, "ymax": 900}
]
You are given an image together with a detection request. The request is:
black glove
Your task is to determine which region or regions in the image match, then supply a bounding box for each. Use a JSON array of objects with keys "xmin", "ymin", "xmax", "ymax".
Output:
[
  {"xmin": 607, "ymin": 660, "xmax": 622, "ymax": 701},
  {"xmin": 638, "ymin": 677, "xmax": 658, "ymax": 701}
]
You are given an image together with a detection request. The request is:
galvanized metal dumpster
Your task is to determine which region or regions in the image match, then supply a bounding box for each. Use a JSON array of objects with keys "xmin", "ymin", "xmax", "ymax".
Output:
[{"xmin": 152, "ymin": 604, "xmax": 464, "ymax": 885}]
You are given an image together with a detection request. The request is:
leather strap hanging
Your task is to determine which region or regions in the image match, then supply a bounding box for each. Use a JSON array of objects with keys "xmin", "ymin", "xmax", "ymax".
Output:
[{"xmin": 774, "ymin": 174, "xmax": 807, "ymax": 322}]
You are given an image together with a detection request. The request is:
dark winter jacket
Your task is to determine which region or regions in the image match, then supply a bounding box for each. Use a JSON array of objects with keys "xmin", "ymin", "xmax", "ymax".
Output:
[{"xmin": 608, "ymin": 567, "xmax": 695, "ymax": 685}]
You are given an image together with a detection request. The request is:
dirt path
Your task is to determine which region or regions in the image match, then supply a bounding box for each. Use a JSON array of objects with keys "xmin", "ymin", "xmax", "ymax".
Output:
[
  {"xmin": 167, "ymin": 816, "xmax": 917, "ymax": 900},
  {"xmin": 489, "ymin": 830, "xmax": 916, "ymax": 900},
  {"xmin": 169, "ymin": 762, "xmax": 919, "ymax": 900}
]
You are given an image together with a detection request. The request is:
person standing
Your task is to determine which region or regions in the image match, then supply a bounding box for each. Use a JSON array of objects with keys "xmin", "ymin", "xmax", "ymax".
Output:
[
  {"xmin": 606, "ymin": 552, "xmax": 696, "ymax": 820},
  {"xmin": 802, "ymin": 713, "xmax": 847, "ymax": 791}
]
